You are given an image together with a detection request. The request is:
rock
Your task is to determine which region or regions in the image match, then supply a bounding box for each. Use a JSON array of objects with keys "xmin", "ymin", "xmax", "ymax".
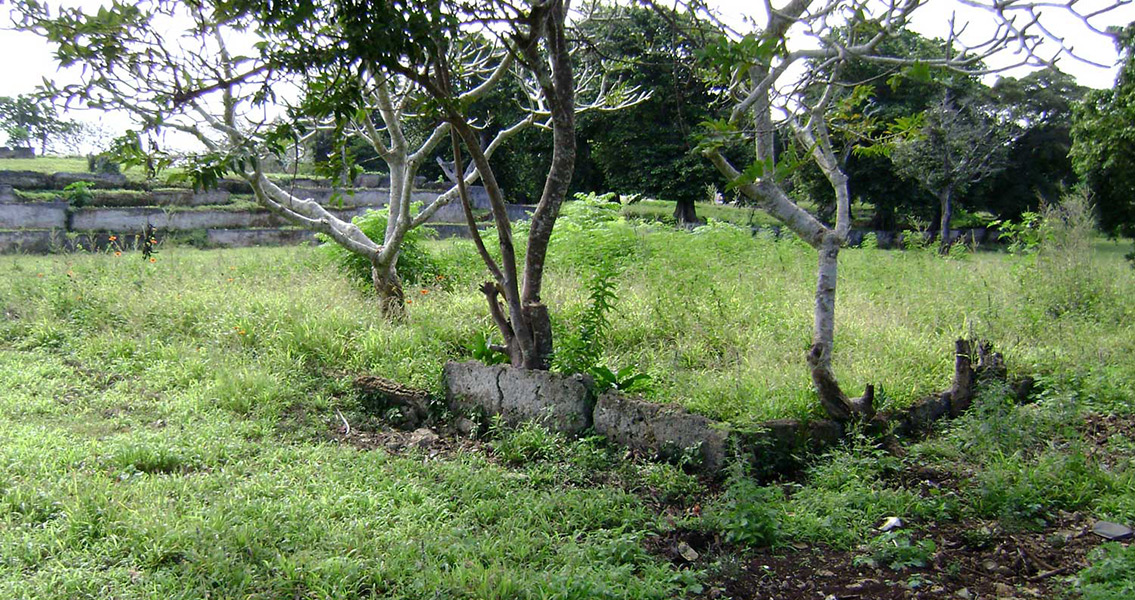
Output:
[
  {"xmin": 879, "ymin": 516, "xmax": 903, "ymax": 532},
  {"xmin": 995, "ymin": 583, "xmax": 1016, "ymax": 597},
  {"xmin": 593, "ymin": 390, "xmax": 728, "ymax": 472},
  {"xmin": 1091, "ymin": 521, "xmax": 1134, "ymax": 541},
  {"xmin": 676, "ymin": 541, "xmax": 699, "ymax": 562},
  {"xmin": 955, "ymin": 588, "xmax": 973, "ymax": 600},
  {"xmin": 408, "ymin": 428, "xmax": 439, "ymax": 449},
  {"xmin": 454, "ymin": 417, "xmax": 476, "ymax": 437},
  {"xmin": 816, "ymin": 569, "xmax": 836, "ymax": 577},
  {"xmin": 982, "ymin": 559, "xmax": 1000, "ymax": 573}
]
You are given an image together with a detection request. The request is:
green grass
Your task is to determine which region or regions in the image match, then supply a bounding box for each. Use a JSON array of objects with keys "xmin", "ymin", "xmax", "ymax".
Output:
[
  {"xmin": 1, "ymin": 204, "xmax": 1133, "ymax": 596},
  {"xmin": 0, "ymin": 155, "xmax": 90, "ymax": 174}
]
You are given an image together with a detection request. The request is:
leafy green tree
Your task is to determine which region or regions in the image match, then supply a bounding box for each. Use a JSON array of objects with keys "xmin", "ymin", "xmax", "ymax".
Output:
[
  {"xmin": 575, "ymin": 3, "xmax": 722, "ymax": 224},
  {"xmin": 0, "ymin": 94, "xmax": 80, "ymax": 154},
  {"xmin": 987, "ymin": 68, "xmax": 1087, "ymax": 219},
  {"xmin": 1071, "ymin": 23, "xmax": 1135, "ymax": 240},
  {"xmin": 891, "ymin": 89, "xmax": 1012, "ymax": 251}
]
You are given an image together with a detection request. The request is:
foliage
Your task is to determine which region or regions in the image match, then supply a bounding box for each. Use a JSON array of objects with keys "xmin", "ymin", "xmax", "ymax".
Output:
[
  {"xmin": 62, "ymin": 181, "xmax": 93, "ymax": 209},
  {"xmin": 707, "ymin": 476, "xmax": 780, "ymax": 547},
  {"xmin": 854, "ymin": 531, "xmax": 937, "ymax": 570},
  {"xmin": 1017, "ymin": 190, "xmax": 1110, "ymax": 318},
  {"xmin": 469, "ymin": 331, "xmax": 509, "ymax": 366},
  {"xmin": 589, "ymin": 364, "xmax": 651, "ymax": 393},
  {"xmin": 316, "ymin": 208, "xmax": 438, "ymax": 287},
  {"xmin": 0, "ymin": 94, "xmax": 80, "ymax": 153},
  {"xmin": 1071, "ymin": 23, "xmax": 1135, "ymax": 239},
  {"xmin": 86, "ymin": 152, "xmax": 121, "ymax": 175},
  {"xmin": 553, "ymin": 259, "xmax": 617, "ymax": 375},
  {"xmin": 1076, "ymin": 543, "xmax": 1135, "ymax": 599}
]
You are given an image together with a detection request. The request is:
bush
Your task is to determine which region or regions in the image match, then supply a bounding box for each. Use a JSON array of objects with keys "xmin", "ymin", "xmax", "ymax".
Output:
[{"xmin": 316, "ymin": 208, "xmax": 438, "ymax": 288}]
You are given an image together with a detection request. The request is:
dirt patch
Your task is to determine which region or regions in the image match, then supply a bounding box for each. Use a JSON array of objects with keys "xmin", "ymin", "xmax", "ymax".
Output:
[{"xmin": 648, "ymin": 512, "xmax": 1117, "ymax": 599}]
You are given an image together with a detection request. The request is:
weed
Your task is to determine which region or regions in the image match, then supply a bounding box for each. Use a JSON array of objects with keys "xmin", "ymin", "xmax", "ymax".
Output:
[
  {"xmin": 854, "ymin": 531, "xmax": 937, "ymax": 570},
  {"xmin": 1075, "ymin": 543, "xmax": 1135, "ymax": 599},
  {"xmin": 706, "ymin": 476, "xmax": 780, "ymax": 548}
]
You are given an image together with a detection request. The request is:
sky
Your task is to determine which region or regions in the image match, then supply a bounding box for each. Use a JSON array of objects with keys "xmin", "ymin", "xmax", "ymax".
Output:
[{"xmin": 1, "ymin": 0, "xmax": 1133, "ymax": 149}]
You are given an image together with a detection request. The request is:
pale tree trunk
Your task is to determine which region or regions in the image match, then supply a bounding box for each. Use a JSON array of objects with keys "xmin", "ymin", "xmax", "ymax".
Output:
[
  {"xmin": 938, "ymin": 188, "xmax": 954, "ymax": 253},
  {"xmin": 371, "ymin": 259, "xmax": 405, "ymax": 318}
]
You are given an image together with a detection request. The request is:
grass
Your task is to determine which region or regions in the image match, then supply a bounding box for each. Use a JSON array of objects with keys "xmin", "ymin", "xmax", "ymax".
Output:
[
  {"xmin": 0, "ymin": 156, "xmax": 90, "ymax": 174},
  {"xmin": 0, "ymin": 199, "xmax": 1133, "ymax": 596}
]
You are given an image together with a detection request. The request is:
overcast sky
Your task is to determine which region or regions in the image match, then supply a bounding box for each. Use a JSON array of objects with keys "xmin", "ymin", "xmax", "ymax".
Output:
[{"xmin": 1, "ymin": 0, "xmax": 1133, "ymax": 148}]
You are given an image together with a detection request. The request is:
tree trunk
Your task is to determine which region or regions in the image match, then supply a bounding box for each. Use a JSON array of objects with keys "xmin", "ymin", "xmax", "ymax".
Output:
[
  {"xmin": 673, "ymin": 197, "xmax": 700, "ymax": 226},
  {"xmin": 808, "ymin": 233, "xmax": 855, "ymax": 421},
  {"xmin": 938, "ymin": 188, "xmax": 954, "ymax": 253},
  {"xmin": 371, "ymin": 260, "xmax": 405, "ymax": 319}
]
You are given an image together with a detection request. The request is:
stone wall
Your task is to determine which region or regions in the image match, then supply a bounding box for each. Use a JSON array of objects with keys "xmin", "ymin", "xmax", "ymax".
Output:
[
  {"xmin": 442, "ymin": 340, "xmax": 1007, "ymax": 475},
  {"xmin": 0, "ymin": 167, "xmax": 532, "ymax": 253}
]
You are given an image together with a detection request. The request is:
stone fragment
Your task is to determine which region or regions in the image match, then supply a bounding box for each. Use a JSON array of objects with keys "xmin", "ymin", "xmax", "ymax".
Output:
[
  {"xmin": 454, "ymin": 417, "xmax": 476, "ymax": 437},
  {"xmin": 1091, "ymin": 521, "xmax": 1134, "ymax": 541},
  {"xmin": 955, "ymin": 588, "xmax": 973, "ymax": 600},
  {"xmin": 676, "ymin": 541, "xmax": 699, "ymax": 562},
  {"xmin": 408, "ymin": 428, "xmax": 439, "ymax": 449},
  {"xmin": 879, "ymin": 516, "xmax": 903, "ymax": 532}
]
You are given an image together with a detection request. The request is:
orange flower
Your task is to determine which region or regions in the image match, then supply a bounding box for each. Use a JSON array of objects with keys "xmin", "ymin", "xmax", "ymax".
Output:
[
  {"xmin": 114, "ymin": 251, "xmax": 122, "ymax": 257},
  {"xmin": 406, "ymin": 299, "xmax": 413, "ymax": 304},
  {"xmin": 108, "ymin": 235, "xmax": 117, "ymax": 241},
  {"xmin": 227, "ymin": 278, "xmax": 234, "ymax": 282},
  {"xmin": 149, "ymin": 258, "xmax": 157, "ymax": 263},
  {"xmin": 420, "ymin": 289, "xmax": 429, "ymax": 295},
  {"xmin": 149, "ymin": 238, "xmax": 157, "ymax": 244}
]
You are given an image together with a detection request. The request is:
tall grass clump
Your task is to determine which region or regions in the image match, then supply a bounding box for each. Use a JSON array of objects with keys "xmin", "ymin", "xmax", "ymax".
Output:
[{"xmin": 1021, "ymin": 190, "xmax": 1110, "ymax": 318}]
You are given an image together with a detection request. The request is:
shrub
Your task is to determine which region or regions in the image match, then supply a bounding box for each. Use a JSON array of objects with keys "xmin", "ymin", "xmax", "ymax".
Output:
[{"xmin": 316, "ymin": 208, "xmax": 438, "ymax": 288}]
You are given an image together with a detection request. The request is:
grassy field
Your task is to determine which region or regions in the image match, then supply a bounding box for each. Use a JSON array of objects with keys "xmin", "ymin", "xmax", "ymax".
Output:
[{"xmin": 1, "ymin": 201, "xmax": 1134, "ymax": 597}]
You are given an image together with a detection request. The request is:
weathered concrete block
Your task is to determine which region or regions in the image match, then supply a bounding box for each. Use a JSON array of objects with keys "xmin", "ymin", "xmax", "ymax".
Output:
[
  {"xmin": 0, "ymin": 229, "xmax": 56, "ymax": 253},
  {"xmin": 593, "ymin": 391, "xmax": 728, "ymax": 472},
  {"xmin": 0, "ymin": 184, "xmax": 13, "ymax": 202},
  {"xmin": 0, "ymin": 170, "xmax": 51, "ymax": 189},
  {"xmin": 0, "ymin": 202, "xmax": 67, "ymax": 229},
  {"xmin": 444, "ymin": 361, "xmax": 505, "ymax": 416},
  {"xmin": 444, "ymin": 361, "xmax": 593, "ymax": 435},
  {"xmin": 51, "ymin": 171, "xmax": 128, "ymax": 189},
  {"xmin": 206, "ymin": 228, "xmax": 317, "ymax": 247}
]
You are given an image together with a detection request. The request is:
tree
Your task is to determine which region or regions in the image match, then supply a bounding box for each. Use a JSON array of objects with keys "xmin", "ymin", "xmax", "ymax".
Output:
[
  {"xmin": 891, "ymin": 89, "xmax": 1012, "ymax": 251},
  {"xmin": 987, "ymin": 68, "xmax": 1086, "ymax": 219},
  {"xmin": 1071, "ymin": 22, "xmax": 1135, "ymax": 240},
  {"xmin": 574, "ymin": 3, "xmax": 722, "ymax": 224},
  {"xmin": 0, "ymin": 94, "xmax": 80, "ymax": 154},
  {"xmin": 665, "ymin": 0, "xmax": 1125, "ymax": 421},
  {"xmin": 16, "ymin": 0, "xmax": 635, "ymax": 327}
]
